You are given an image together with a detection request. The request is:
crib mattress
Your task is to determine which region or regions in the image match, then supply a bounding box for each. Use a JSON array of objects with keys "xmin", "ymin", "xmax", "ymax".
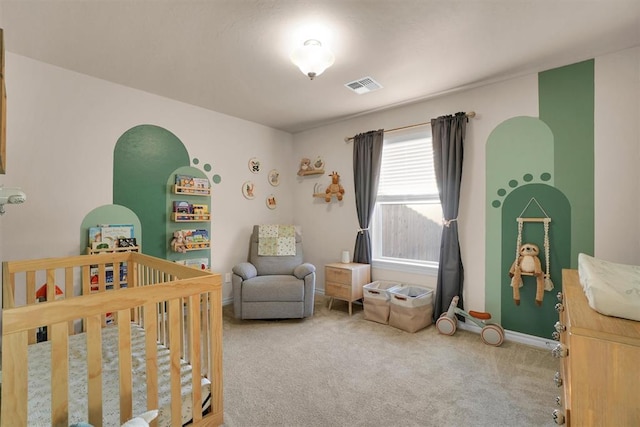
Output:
[
  {"xmin": 577, "ymin": 253, "xmax": 640, "ymax": 322},
  {"xmin": 27, "ymin": 323, "xmax": 211, "ymax": 427}
]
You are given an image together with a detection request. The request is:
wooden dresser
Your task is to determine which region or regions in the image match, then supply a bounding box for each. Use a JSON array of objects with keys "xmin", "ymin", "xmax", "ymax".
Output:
[{"xmin": 553, "ymin": 270, "xmax": 640, "ymax": 425}]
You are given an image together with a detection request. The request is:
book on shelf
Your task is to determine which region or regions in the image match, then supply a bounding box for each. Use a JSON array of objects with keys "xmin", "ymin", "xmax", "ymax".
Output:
[
  {"xmin": 175, "ymin": 257, "xmax": 209, "ymax": 270},
  {"xmin": 117, "ymin": 238, "xmax": 138, "ymax": 249},
  {"xmin": 173, "ymin": 201, "xmax": 193, "ymax": 220},
  {"xmin": 192, "ymin": 203, "xmax": 209, "ymax": 220},
  {"xmin": 175, "ymin": 174, "xmax": 195, "ymax": 187},
  {"xmin": 88, "ymin": 226, "xmax": 102, "ymax": 247},
  {"xmin": 182, "ymin": 229, "xmax": 210, "ymax": 248},
  {"xmin": 193, "ymin": 177, "xmax": 210, "ymax": 192},
  {"xmin": 90, "ymin": 264, "xmax": 128, "ymax": 292}
]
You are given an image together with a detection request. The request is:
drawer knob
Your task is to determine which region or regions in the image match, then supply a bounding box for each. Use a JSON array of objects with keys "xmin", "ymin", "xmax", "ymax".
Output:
[
  {"xmin": 553, "ymin": 409, "xmax": 565, "ymax": 424},
  {"xmin": 554, "ymin": 371, "xmax": 563, "ymax": 387},
  {"xmin": 556, "ymin": 291, "xmax": 563, "ymax": 302},
  {"xmin": 555, "ymin": 395, "xmax": 562, "ymax": 406},
  {"xmin": 555, "ymin": 303, "xmax": 564, "ymax": 313},
  {"xmin": 552, "ymin": 344, "xmax": 569, "ymax": 358},
  {"xmin": 552, "ymin": 331, "xmax": 560, "ymax": 341},
  {"xmin": 554, "ymin": 321, "xmax": 566, "ymax": 333}
]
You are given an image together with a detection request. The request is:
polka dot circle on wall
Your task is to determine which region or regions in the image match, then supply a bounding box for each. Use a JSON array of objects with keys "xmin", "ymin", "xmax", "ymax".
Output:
[
  {"xmin": 491, "ymin": 172, "xmax": 554, "ymax": 209},
  {"xmin": 191, "ymin": 157, "xmax": 222, "ymax": 185}
]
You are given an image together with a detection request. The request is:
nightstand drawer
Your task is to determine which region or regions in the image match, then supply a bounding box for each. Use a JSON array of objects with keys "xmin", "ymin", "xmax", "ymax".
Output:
[
  {"xmin": 326, "ymin": 282, "xmax": 351, "ymax": 299},
  {"xmin": 326, "ymin": 267, "xmax": 351, "ymax": 284}
]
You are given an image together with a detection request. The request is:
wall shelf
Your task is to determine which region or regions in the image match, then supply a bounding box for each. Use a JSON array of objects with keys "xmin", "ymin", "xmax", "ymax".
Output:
[
  {"xmin": 171, "ymin": 213, "xmax": 211, "ymax": 222},
  {"xmin": 87, "ymin": 246, "xmax": 140, "ymax": 255},
  {"xmin": 300, "ymin": 170, "xmax": 324, "ymax": 176},
  {"xmin": 173, "ymin": 242, "xmax": 210, "ymax": 252},
  {"xmin": 313, "ymin": 193, "xmax": 343, "ymax": 202},
  {"xmin": 173, "ymin": 184, "xmax": 211, "ymax": 196}
]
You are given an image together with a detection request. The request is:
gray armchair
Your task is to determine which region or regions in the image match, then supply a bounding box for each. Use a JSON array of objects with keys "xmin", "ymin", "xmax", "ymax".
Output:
[{"xmin": 232, "ymin": 225, "xmax": 316, "ymax": 319}]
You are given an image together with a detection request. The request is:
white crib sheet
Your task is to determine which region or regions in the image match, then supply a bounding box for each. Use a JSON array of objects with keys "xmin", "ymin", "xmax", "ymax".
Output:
[
  {"xmin": 577, "ymin": 253, "xmax": 640, "ymax": 322},
  {"xmin": 27, "ymin": 323, "xmax": 211, "ymax": 427}
]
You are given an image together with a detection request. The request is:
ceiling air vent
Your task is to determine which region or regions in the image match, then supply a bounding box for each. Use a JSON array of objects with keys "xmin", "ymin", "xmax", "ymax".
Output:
[{"xmin": 344, "ymin": 76, "xmax": 383, "ymax": 94}]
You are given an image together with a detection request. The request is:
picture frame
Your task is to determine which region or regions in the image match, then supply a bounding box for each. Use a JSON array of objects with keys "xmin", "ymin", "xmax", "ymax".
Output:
[
  {"xmin": 268, "ymin": 169, "xmax": 280, "ymax": 186},
  {"xmin": 242, "ymin": 180, "xmax": 255, "ymax": 199},
  {"xmin": 266, "ymin": 194, "xmax": 277, "ymax": 209},
  {"xmin": 248, "ymin": 157, "xmax": 260, "ymax": 173}
]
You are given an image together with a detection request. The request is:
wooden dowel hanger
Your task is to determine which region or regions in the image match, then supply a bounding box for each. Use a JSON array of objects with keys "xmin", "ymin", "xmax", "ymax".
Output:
[{"xmin": 344, "ymin": 111, "xmax": 476, "ymax": 142}]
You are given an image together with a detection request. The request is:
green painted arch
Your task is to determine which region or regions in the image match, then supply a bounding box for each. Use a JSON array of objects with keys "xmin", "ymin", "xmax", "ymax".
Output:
[
  {"xmin": 113, "ymin": 125, "xmax": 190, "ymax": 259},
  {"xmin": 166, "ymin": 166, "xmax": 211, "ymax": 266},
  {"xmin": 500, "ymin": 184, "xmax": 571, "ymax": 338},
  {"xmin": 80, "ymin": 204, "xmax": 142, "ymax": 253},
  {"xmin": 485, "ymin": 116, "xmax": 555, "ymax": 321}
]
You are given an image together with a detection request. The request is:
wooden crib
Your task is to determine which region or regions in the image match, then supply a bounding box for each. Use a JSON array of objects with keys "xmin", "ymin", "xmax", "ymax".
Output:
[{"xmin": 1, "ymin": 252, "xmax": 223, "ymax": 426}]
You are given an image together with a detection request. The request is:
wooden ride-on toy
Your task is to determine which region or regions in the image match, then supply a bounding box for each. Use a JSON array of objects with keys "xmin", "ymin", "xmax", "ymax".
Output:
[{"xmin": 436, "ymin": 296, "xmax": 505, "ymax": 346}]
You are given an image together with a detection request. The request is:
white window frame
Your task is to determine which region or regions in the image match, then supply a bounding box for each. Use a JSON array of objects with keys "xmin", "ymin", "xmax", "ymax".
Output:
[{"xmin": 371, "ymin": 129, "xmax": 441, "ymax": 275}]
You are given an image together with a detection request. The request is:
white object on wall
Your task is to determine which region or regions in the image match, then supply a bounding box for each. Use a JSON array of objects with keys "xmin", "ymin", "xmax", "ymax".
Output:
[{"xmin": 0, "ymin": 186, "xmax": 26, "ymax": 215}]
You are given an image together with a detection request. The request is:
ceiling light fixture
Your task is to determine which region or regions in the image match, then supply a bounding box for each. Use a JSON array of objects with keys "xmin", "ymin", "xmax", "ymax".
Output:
[{"xmin": 290, "ymin": 39, "xmax": 335, "ymax": 80}]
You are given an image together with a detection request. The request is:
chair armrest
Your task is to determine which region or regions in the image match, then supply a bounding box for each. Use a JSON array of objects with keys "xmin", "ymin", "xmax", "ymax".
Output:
[
  {"xmin": 233, "ymin": 262, "xmax": 257, "ymax": 280},
  {"xmin": 294, "ymin": 263, "xmax": 316, "ymax": 279}
]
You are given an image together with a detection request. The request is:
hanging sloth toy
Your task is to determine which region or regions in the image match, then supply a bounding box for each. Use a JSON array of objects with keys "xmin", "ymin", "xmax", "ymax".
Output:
[{"xmin": 509, "ymin": 243, "xmax": 545, "ymax": 306}]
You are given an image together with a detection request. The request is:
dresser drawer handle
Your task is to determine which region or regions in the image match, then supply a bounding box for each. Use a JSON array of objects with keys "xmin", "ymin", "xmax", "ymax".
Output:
[
  {"xmin": 552, "ymin": 331, "xmax": 560, "ymax": 341},
  {"xmin": 551, "ymin": 344, "xmax": 568, "ymax": 358},
  {"xmin": 555, "ymin": 395, "xmax": 562, "ymax": 406},
  {"xmin": 553, "ymin": 409, "xmax": 565, "ymax": 424},
  {"xmin": 554, "ymin": 371, "xmax": 563, "ymax": 387},
  {"xmin": 556, "ymin": 291, "xmax": 563, "ymax": 302},
  {"xmin": 554, "ymin": 321, "xmax": 566, "ymax": 333},
  {"xmin": 555, "ymin": 303, "xmax": 564, "ymax": 313}
]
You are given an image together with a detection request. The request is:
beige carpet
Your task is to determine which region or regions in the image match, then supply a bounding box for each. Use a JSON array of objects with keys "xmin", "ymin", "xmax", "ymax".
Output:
[{"xmin": 222, "ymin": 295, "xmax": 558, "ymax": 427}]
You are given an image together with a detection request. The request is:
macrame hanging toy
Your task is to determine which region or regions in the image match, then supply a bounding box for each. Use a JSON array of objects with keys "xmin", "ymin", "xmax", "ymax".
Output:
[{"xmin": 509, "ymin": 198, "xmax": 554, "ymax": 306}]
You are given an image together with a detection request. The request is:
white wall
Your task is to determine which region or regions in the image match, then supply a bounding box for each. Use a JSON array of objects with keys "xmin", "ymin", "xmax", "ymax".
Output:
[
  {"xmin": 594, "ymin": 47, "xmax": 640, "ymax": 264},
  {"xmin": 293, "ymin": 46, "xmax": 640, "ymax": 312},
  {"xmin": 292, "ymin": 75, "xmax": 539, "ymax": 311},
  {"xmin": 0, "ymin": 53, "xmax": 295, "ymax": 306}
]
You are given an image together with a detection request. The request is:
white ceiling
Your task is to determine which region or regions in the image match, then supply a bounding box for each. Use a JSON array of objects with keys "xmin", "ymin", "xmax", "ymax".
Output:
[{"xmin": 2, "ymin": 1, "xmax": 640, "ymax": 134}]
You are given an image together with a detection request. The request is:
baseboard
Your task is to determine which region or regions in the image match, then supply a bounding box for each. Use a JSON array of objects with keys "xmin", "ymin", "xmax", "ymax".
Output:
[
  {"xmin": 222, "ymin": 297, "xmax": 234, "ymax": 306},
  {"xmin": 457, "ymin": 321, "xmax": 556, "ymax": 350}
]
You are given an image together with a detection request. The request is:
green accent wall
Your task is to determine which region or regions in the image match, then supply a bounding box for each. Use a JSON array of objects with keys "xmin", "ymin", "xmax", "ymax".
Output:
[
  {"xmin": 485, "ymin": 117, "xmax": 555, "ymax": 322},
  {"xmin": 485, "ymin": 60, "xmax": 595, "ymax": 337},
  {"xmin": 500, "ymin": 185, "xmax": 571, "ymax": 337},
  {"xmin": 113, "ymin": 125, "xmax": 190, "ymax": 259},
  {"xmin": 539, "ymin": 59, "xmax": 594, "ymax": 267}
]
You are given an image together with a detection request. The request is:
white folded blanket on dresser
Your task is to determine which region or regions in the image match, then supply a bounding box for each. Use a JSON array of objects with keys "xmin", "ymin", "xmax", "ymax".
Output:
[{"xmin": 578, "ymin": 253, "xmax": 640, "ymax": 322}]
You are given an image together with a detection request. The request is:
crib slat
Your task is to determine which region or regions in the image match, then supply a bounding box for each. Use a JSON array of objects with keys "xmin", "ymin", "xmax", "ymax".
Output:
[
  {"xmin": 189, "ymin": 294, "xmax": 203, "ymax": 422},
  {"xmin": 82, "ymin": 264, "xmax": 91, "ymax": 298},
  {"xmin": 46, "ymin": 268, "xmax": 56, "ymax": 302},
  {"xmin": 143, "ymin": 302, "xmax": 159, "ymax": 417},
  {"xmin": 65, "ymin": 267, "xmax": 75, "ymax": 335},
  {"xmin": 26, "ymin": 271, "xmax": 36, "ymax": 344},
  {"xmin": 0, "ymin": 331, "xmax": 28, "ymax": 426},
  {"xmin": 169, "ymin": 298, "xmax": 182, "ymax": 427},
  {"xmin": 51, "ymin": 322, "xmax": 69, "ymax": 426},
  {"xmin": 210, "ymin": 289, "xmax": 224, "ymax": 416},
  {"xmin": 86, "ymin": 315, "xmax": 103, "ymax": 426},
  {"xmin": 118, "ymin": 309, "xmax": 133, "ymax": 424}
]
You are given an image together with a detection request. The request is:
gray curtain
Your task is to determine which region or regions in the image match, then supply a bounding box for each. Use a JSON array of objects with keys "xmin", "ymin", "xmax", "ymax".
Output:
[
  {"xmin": 352, "ymin": 130, "xmax": 384, "ymax": 264},
  {"xmin": 431, "ymin": 113, "xmax": 467, "ymax": 320}
]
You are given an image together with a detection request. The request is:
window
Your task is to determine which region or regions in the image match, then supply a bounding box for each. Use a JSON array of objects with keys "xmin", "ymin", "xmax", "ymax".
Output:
[{"xmin": 372, "ymin": 130, "xmax": 442, "ymax": 273}]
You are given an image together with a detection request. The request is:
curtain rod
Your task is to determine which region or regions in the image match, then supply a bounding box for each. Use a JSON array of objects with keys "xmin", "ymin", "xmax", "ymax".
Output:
[{"xmin": 343, "ymin": 111, "xmax": 476, "ymax": 142}]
